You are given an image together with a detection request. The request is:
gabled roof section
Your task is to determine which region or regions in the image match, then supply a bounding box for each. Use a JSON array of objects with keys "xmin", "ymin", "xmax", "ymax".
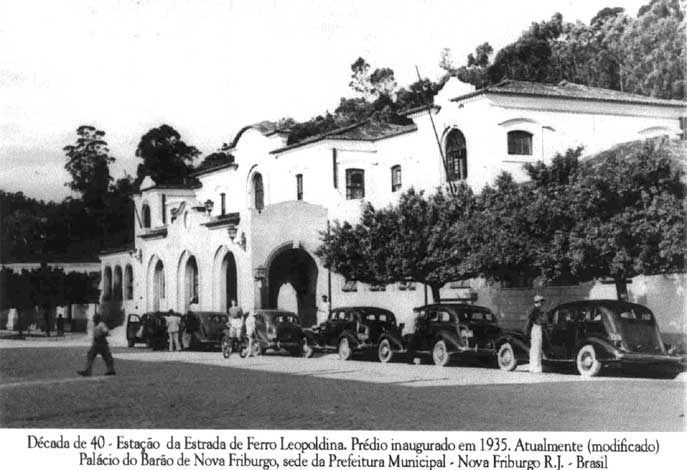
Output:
[
  {"xmin": 271, "ymin": 119, "xmax": 417, "ymax": 154},
  {"xmin": 139, "ymin": 176, "xmax": 201, "ymax": 193},
  {"xmin": 452, "ymin": 79, "xmax": 687, "ymax": 108},
  {"xmin": 227, "ymin": 120, "xmax": 285, "ymax": 149}
]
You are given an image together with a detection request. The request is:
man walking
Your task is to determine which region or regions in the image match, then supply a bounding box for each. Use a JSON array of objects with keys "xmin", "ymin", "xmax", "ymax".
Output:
[
  {"xmin": 526, "ymin": 295, "xmax": 547, "ymax": 373},
  {"xmin": 164, "ymin": 310, "xmax": 181, "ymax": 352},
  {"xmin": 78, "ymin": 313, "xmax": 115, "ymax": 376}
]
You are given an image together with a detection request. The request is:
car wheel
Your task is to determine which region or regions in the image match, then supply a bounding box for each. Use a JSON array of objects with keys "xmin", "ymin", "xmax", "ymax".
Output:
[
  {"xmin": 221, "ymin": 337, "xmax": 232, "ymax": 359},
  {"xmin": 576, "ymin": 345, "xmax": 602, "ymax": 377},
  {"xmin": 302, "ymin": 342, "xmax": 314, "ymax": 358},
  {"xmin": 378, "ymin": 339, "xmax": 394, "ymax": 363},
  {"xmin": 127, "ymin": 339, "xmax": 135, "ymax": 348},
  {"xmin": 432, "ymin": 340, "xmax": 450, "ymax": 367},
  {"xmin": 338, "ymin": 338, "xmax": 353, "ymax": 361},
  {"xmin": 497, "ymin": 343, "xmax": 517, "ymax": 371}
]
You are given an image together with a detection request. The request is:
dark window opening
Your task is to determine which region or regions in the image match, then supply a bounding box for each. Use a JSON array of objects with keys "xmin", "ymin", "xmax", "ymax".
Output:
[
  {"xmin": 296, "ymin": 174, "xmax": 303, "ymax": 200},
  {"xmin": 445, "ymin": 129, "xmax": 467, "ymax": 181},
  {"xmin": 142, "ymin": 204, "xmax": 151, "ymax": 228},
  {"xmin": 507, "ymin": 130, "xmax": 533, "ymax": 155},
  {"xmin": 391, "ymin": 165, "xmax": 402, "ymax": 192},
  {"xmin": 220, "ymin": 193, "xmax": 226, "ymax": 215},
  {"xmin": 346, "ymin": 168, "xmax": 365, "ymax": 200},
  {"xmin": 332, "ymin": 149, "xmax": 338, "ymax": 188},
  {"xmin": 161, "ymin": 194, "xmax": 167, "ymax": 224},
  {"xmin": 125, "ymin": 264, "xmax": 133, "ymax": 300},
  {"xmin": 253, "ymin": 173, "xmax": 264, "ymax": 211}
]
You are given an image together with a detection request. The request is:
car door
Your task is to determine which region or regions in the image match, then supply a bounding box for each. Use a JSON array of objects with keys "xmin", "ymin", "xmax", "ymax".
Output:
[
  {"xmin": 414, "ymin": 307, "xmax": 432, "ymax": 351},
  {"xmin": 126, "ymin": 314, "xmax": 141, "ymax": 340},
  {"xmin": 545, "ymin": 305, "xmax": 574, "ymax": 359}
]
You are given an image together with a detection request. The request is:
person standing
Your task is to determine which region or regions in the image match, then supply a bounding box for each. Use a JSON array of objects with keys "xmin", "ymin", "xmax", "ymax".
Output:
[
  {"xmin": 244, "ymin": 310, "xmax": 257, "ymax": 357},
  {"xmin": 317, "ymin": 295, "xmax": 330, "ymax": 325},
  {"xmin": 526, "ymin": 295, "xmax": 547, "ymax": 373},
  {"xmin": 78, "ymin": 313, "xmax": 115, "ymax": 376},
  {"xmin": 227, "ymin": 300, "xmax": 244, "ymax": 343},
  {"xmin": 164, "ymin": 310, "xmax": 181, "ymax": 352}
]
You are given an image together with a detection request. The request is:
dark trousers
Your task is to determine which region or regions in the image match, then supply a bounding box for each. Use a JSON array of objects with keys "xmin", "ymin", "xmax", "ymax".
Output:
[{"xmin": 84, "ymin": 343, "xmax": 115, "ymax": 373}]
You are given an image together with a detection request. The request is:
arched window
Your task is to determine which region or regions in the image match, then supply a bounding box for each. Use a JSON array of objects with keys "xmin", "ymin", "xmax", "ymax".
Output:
[
  {"xmin": 142, "ymin": 203, "xmax": 151, "ymax": 228},
  {"xmin": 445, "ymin": 129, "xmax": 467, "ymax": 181},
  {"xmin": 507, "ymin": 130, "xmax": 533, "ymax": 155},
  {"xmin": 391, "ymin": 165, "xmax": 402, "ymax": 192},
  {"xmin": 125, "ymin": 264, "xmax": 134, "ymax": 300},
  {"xmin": 154, "ymin": 260, "xmax": 165, "ymax": 300},
  {"xmin": 113, "ymin": 266, "xmax": 123, "ymax": 300},
  {"xmin": 103, "ymin": 267, "xmax": 112, "ymax": 300},
  {"xmin": 186, "ymin": 257, "xmax": 199, "ymax": 304},
  {"xmin": 346, "ymin": 169, "xmax": 365, "ymax": 199},
  {"xmin": 253, "ymin": 173, "xmax": 264, "ymax": 211}
]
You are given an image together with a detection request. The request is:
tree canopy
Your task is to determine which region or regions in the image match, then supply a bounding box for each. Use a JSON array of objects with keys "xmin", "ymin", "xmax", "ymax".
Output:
[{"xmin": 135, "ymin": 124, "xmax": 200, "ymax": 184}]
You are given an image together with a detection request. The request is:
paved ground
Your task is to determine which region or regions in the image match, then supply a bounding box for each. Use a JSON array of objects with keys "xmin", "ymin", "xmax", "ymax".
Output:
[{"xmin": 0, "ymin": 338, "xmax": 685, "ymax": 430}]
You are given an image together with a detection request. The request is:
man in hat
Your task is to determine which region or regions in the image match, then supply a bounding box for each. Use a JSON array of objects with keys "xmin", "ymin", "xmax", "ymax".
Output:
[
  {"xmin": 78, "ymin": 313, "xmax": 115, "ymax": 376},
  {"xmin": 164, "ymin": 309, "xmax": 181, "ymax": 352},
  {"xmin": 526, "ymin": 295, "xmax": 547, "ymax": 373}
]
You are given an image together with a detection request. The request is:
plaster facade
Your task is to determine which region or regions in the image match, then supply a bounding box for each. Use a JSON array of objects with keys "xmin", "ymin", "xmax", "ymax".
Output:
[{"xmin": 100, "ymin": 79, "xmax": 686, "ymax": 335}]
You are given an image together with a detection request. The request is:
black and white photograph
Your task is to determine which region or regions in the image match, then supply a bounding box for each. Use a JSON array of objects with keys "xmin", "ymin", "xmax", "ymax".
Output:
[{"xmin": 0, "ymin": 0, "xmax": 685, "ymax": 467}]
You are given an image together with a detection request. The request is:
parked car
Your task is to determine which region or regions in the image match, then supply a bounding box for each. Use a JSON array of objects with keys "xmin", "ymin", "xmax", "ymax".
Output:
[
  {"xmin": 537, "ymin": 300, "xmax": 687, "ymax": 377},
  {"xmin": 182, "ymin": 311, "xmax": 229, "ymax": 350},
  {"xmin": 303, "ymin": 306, "xmax": 402, "ymax": 361},
  {"xmin": 126, "ymin": 311, "xmax": 169, "ymax": 349},
  {"xmin": 381, "ymin": 303, "xmax": 529, "ymax": 368},
  {"xmin": 251, "ymin": 309, "xmax": 306, "ymax": 356}
]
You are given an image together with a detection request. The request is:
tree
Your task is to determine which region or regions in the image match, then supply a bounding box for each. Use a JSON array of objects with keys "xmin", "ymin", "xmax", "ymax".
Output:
[
  {"xmin": 349, "ymin": 57, "xmax": 397, "ymax": 100},
  {"xmin": 318, "ymin": 186, "xmax": 477, "ymax": 302},
  {"xmin": 563, "ymin": 138, "xmax": 686, "ymax": 298},
  {"xmin": 196, "ymin": 142, "xmax": 236, "ymax": 172},
  {"xmin": 135, "ymin": 124, "xmax": 200, "ymax": 184},
  {"xmin": 63, "ymin": 125, "xmax": 114, "ymax": 202}
]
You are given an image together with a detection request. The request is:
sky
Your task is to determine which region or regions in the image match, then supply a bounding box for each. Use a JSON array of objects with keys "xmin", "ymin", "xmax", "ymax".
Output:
[{"xmin": 0, "ymin": 0, "xmax": 650, "ymax": 202}]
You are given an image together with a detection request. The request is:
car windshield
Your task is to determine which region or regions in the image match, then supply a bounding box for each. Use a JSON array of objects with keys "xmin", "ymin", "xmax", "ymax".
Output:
[
  {"xmin": 274, "ymin": 314, "xmax": 297, "ymax": 324},
  {"xmin": 360, "ymin": 309, "xmax": 394, "ymax": 324},
  {"xmin": 465, "ymin": 310, "xmax": 496, "ymax": 323},
  {"xmin": 600, "ymin": 304, "xmax": 664, "ymax": 354},
  {"xmin": 207, "ymin": 314, "xmax": 228, "ymax": 324}
]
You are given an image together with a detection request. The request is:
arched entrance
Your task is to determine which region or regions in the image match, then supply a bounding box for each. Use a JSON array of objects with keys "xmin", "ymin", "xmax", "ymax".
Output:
[
  {"xmin": 214, "ymin": 248, "xmax": 238, "ymax": 312},
  {"xmin": 152, "ymin": 260, "xmax": 165, "ymax": 311},
  {"xmin": 177, "ymin": 254, "xmax": 199, "ymax": 312},
  {"xmin": 266, "ymin": 247, "xmax": 318, "ymax": 326}
]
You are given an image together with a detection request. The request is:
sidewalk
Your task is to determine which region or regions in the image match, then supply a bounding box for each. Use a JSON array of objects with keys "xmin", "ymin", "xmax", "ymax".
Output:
[{"xmin": 0, "ymin": 330, "xmax": 90, "ymax": 348}]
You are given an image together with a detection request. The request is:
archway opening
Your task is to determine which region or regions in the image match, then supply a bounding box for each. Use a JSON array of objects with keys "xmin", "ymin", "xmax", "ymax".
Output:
[
  {"xmin": 219, "ymin": 252, "xmax": 237, "ymax": 312},
  {"xmin": 153, "ymin": 260, "xmax": 165, "ymax": 311},
  {"xmin": 182, "ymin": 256, "xmax": 199, "ymax": 311},
  {"xmin": 267, "ymin": 248, "xmax": 318, "ymax": 326}
]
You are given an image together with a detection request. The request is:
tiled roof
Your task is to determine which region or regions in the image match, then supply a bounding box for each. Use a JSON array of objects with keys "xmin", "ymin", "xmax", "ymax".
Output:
[
  {"xmin": 271, "ymin": 119, "xmax": 417, "ymax": 154},
  {"xmin": 453, "ymin": 79, "xmax": 687, "ymax": 107},
  {"xmin": 585, "ymin": 137, "xmax": 687, "ymax": 169}
]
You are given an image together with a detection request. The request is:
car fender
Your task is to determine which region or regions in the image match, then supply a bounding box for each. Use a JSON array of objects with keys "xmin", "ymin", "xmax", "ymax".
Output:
[
  {"xmin": 578, "ymin": 337, "xmax": 617, "ymax": 360},
  {"xmin": 496, "ymin": 334, "xmax": 529, "ymax": 355},
  {"xmin": 339, "ymin": 331, "xmax": 360, "ymax": 349},
  {"xmin": 436, "ymin": 331, "xmax": 461, "ymax": 351},
  {"xmin": 379, "ymin": 332, "xmax": 405, "ymax": 351}
]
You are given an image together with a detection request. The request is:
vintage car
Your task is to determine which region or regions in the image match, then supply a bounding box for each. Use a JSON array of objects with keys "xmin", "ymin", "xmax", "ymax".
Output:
[
  {"xmin": 251, "ymin": 309, "xmax": 306, "ymax": 356},
  {"xmin": 182, "ymin": 311, "xmax": 229, "ymax": 350},
  {"xmin": 303, "ymin": 306, "xmax": 402, "ymax": 360},
  {"xmin": 381, "ymin": 303, "xmax": 529, "ymax": 368},
  {"xmin": 537, "ymin": 300, "xmax": 686, "ymax": 377},
  {"xmin": 126, "ymin": 311, "xmax": 170, "ymax": 349}
]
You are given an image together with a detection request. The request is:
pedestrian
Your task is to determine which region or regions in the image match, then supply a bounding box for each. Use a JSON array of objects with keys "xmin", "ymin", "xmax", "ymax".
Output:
[
  {"xmin": 164, "ymin": 309, "xmax": 181, "ymax": 352},
  {"xmin": 78, "ymin": 313, "xmax": 115, "ymax": 376},
  {"xmin": 526, "ymin": 294, "xmax": 547, "ymax": 373},
  {"xmin": 226, "ymin": 300, "xmax": 244, "ymax": 348},
  {"xmin": 56, "ymin": 313, "xmax": 64, "ymax": 337},
  {"xmin": 245, "ymin": 310, "xmax": 256, "ymax": 357},
  {"xmin": 317, "ymin": 295, "xmax": 330, "ymax": 325}
]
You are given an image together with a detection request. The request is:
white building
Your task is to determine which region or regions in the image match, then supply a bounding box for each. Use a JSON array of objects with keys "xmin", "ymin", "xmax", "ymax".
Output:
[{"xmin": 100, "ymin": 79, "xmax": 687, "ymax": 333}]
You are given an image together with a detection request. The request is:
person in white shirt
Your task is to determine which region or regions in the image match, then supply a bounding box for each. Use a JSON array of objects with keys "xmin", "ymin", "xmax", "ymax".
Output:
[
  {"xmin": 244, "ymin": 310, "xmax": 257, "ymax": 357},
  {"xmin": 164, "ymin": 310, "xmax": 181, "ymax": 352},
  {"xmin": 317, "ymin": 295, "xmax": 330, "ymax": 326},
  {"xmin": 78, "ymin": 313, "xmax": 115, "ymax": 376}
]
